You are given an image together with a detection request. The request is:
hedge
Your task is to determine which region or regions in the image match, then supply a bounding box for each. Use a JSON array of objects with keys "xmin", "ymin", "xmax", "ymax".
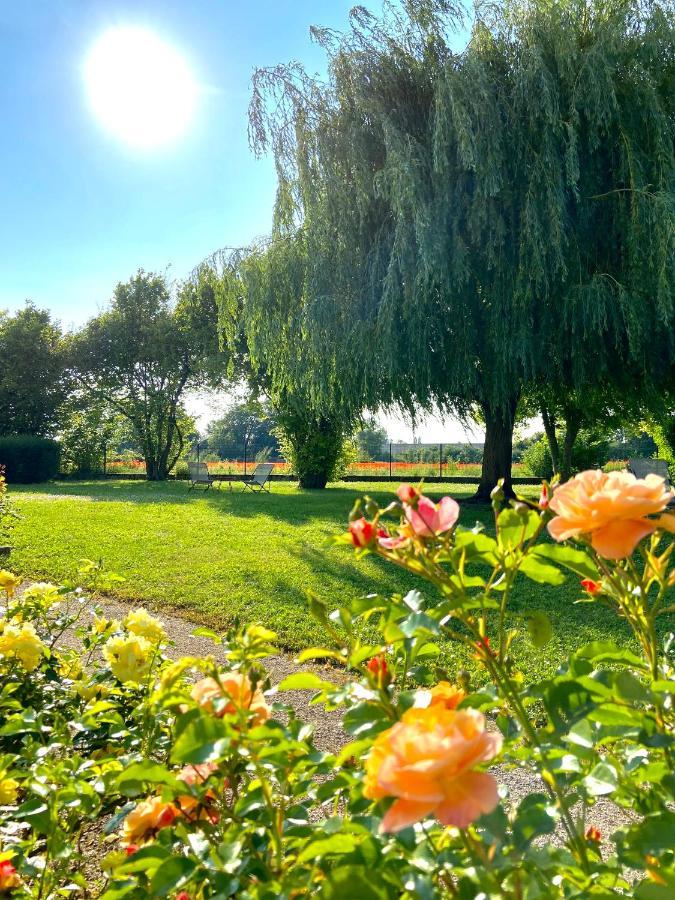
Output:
[{"xmin": 0, "ymin": 435, "xmax": 60, "ymax": 483}]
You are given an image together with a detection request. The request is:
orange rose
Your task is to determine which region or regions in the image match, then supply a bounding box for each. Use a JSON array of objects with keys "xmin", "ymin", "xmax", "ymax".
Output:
[
  {"xmin": 419, "ymin": 681, "xmax": 466, "ymax": 711},
  {"xmin": 121, "ymin": 796, "xmax": 180, "ymax": 845},
  {"xmin": 176, "ymin": 762, "xmax": 221, "ymax": 821},
  {"xmin": 0, "ymin": 859, "xmax": 20, "ymax": 891},
  {"xmin": 547, "ymin": 470, "xmax": 673, "ymax": 559},
  {"xmin": 364, "ymin": 705, "xmax": 501, "ymax": 832},
  {"xmin": 191, "ymin": 673, "xmax": 271, "ymax": 726}
]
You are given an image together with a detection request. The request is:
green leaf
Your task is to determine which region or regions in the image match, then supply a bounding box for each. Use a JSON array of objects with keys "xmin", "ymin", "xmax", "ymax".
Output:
[
  {"xmin": 624, "ymin": 811, "xmax": 675, "ymax": 854},
  {"xmin": 117, "ymin": 845, "xmax": 171, "ymax": 875},
  {"xmin": 531, "ymin": 543, "xmax": 598, "ymax": 579},
  {"xmin": 498, "ymin": 507, "xmax": 539, "ymax": 550},
  {"xmin": 527, "ymin": 611, "xmax": 553, "ymax": 648},
  {"xmin": 453, "ymin": 529, "xmax": 498, "ymax": 564},
  {"xmin": 171, "ymin": 715, "xmax": 231, "ymax": 764},
  {"xmin": 296, "ymin": 834, "xmax": 361, "ymax": 864},
  {"xmin": 519, "ymin": 555, "xmax": 566, "ymax": 585},
  {"xmin": 584, "ymin": 762, "xmax": 618, "ymax": 796},
  {"xmin": 277, "ymin": 672, "xmax": 334, "ymax": 692},
  {"xmin": 321, "ymin": 865, "xmax": 393, "ymax": 899},
  {"xmin": 513, "ymin": 794, "xmax": 557, "ymax": 850},
  {"xmin": 575, "ymin": 641, "xmax": 647, "ymax": 669},
  {"xmin": 149, "ymin": 856, "xmax": 197, "ymax": 896},
  {"xmin": 343, "ymin": 702, "xmax": 389, "ymax": 739},
  {"xmin": 296, "ymin": 648, "xmax": 346, "ymax": 664},
  {"xmin": 115, "ymin": 763, "xmax": 184, "ymax": 797}
]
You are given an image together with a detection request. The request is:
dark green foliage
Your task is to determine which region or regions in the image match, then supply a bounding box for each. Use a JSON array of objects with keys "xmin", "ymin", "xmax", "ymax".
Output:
[
  {"xmin": 523, "ymin": 432, "xmax": 609, "ymax": 478},
  {"xmin": 274, "ymin": 405, "xmax": 351, "ymax": 488},
  {"xmin": 0, "ymin": 304, "xmax": 67, "ymax": 438},
  {"xmin": 0, "ymin": 435, "xmax": 60, "ymax": 483},
  {"xmin": 214, "ymin": 235, "xmax": 361, "ymax": 489},
  {"xmin": 250, "ymin": 0, "xmax": 674, "ymax": 497}
]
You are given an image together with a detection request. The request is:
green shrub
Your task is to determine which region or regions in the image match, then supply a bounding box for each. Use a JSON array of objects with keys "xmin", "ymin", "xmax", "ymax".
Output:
[
  {"xmin": 522, "ymin": 432, "xmax": 610, "ymax": 478},
  {"xmin": 0, "ymin": 434, "xmax": 60, "ymax": 483},
  {"xmin": 521, "ymin": 436, "xmax": 553, "ymax": 478}
]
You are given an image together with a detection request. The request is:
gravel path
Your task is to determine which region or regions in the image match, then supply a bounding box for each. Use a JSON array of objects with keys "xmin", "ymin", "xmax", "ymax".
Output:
[{"xmin": 55, "ymin": 591, "xmax": 633, "ymax": 845}]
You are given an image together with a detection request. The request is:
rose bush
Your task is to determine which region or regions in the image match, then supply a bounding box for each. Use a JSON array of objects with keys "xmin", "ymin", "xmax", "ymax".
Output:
[{"xmin": 0, "ymin": 470, "xmax": 673, "ymax": 897}]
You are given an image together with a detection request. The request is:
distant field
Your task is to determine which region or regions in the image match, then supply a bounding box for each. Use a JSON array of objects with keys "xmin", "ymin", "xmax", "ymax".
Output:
[
  {"xmin": 7, "ymin": 478, "xmax": 656, "ymax": 684},
  {"xmin": 103, "ymin": 458, "xmax": 629, "ymax": 478}
]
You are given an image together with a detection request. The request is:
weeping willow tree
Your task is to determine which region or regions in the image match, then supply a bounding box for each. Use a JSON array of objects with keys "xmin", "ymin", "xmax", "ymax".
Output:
[
  {"xmin": 212, "ymin": 235, "xmax": 362, "ymax": 488},
  {"xmin": 250, "ymin": 0, "xmax": 674, "ymax": 498}
]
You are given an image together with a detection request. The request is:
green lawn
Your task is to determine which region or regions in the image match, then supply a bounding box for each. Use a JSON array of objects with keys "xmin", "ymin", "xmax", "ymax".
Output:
[{"xmin": 6, "ymin": 479, "xmax": 655, "ymax": 683}]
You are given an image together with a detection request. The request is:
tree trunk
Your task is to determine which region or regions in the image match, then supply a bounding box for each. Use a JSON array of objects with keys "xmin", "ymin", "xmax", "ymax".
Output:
[
  {"xmin": 541, "ymin": 405, "xmax": 560, "ymax": 475},
  {"xmin": 475, "ymin": 398, "xmax": 518, "ymax": 501},
  {"xmin": 298, "ymin": 471, "xmax": 329, "ymax": 489},
  {"xmin": 560, "ymin": 408, "xmax": 583, "ymax": 482}
]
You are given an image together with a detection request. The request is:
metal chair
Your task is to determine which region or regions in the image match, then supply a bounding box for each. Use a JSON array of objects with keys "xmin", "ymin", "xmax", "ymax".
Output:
[
  {"xmin": 241, "ymin": 463, "xmax": 274, "ymax": 493},
  {"xmin": 188, "ymin": 461, "xmax": 218, "ymax": 490}
]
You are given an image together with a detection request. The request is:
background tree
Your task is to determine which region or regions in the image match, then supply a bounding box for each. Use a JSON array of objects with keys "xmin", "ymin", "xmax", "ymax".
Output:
[
  {"xmin": 206, "ymin": 400, "xmax": 278, "ymax": 459},
  {"xmin": 215, "ymin": 236, "xmax": 362, "ymax": 488},
  {"xmin": 355, "ymin": 416, "xmax": 389, "ymax": 460},
  {"xmin": 0, "ymin": 303, "xmax": 67, "ymax": 437},
  {"xmin": 58, "ymin": 395, "xmax": 126, "ymax": 476},
  {"xmin": 69, "ymin": 270, "xmax": 227, "ymax": 480},
  {"xmin": 250, "ymin": 0, "xmax": 674, "ymax": 498}
]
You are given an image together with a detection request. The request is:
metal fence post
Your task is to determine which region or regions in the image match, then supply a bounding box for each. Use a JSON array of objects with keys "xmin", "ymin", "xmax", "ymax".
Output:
[
  {"xmin": 197, "ymin": 441, "xmax": 200, "ymax": 464},
  {"xmin": 439, "ymin": 443, "xmax": 443, "ymax": 479},
  {"xmin": 244, "ymin": 440, "xmax": 248, "ymax": 476},
  {"xmin": 389, "ymin": 442, "xmax": 392, "ymax": 478},
  {"xmin": 103, "ymin": 442, "xmax": 107, "ymax": 476}
]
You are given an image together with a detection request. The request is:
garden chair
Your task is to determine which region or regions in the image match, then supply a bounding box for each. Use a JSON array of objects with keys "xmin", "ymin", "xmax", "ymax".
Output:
[
  {"xmin": 628, "ymin": 458, "xmax": 675, "ymax": 505},
  {"xmin": 241, "ymin": 463, "xmax": 274, "ymax": 493},
  {"xmin": 188, "ymin": 461, "xmax": 218, "ymax": 491}
]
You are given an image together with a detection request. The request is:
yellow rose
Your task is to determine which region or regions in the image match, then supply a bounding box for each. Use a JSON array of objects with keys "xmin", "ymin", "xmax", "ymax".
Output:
[
  {"xmin": 57, "ymin": 652, "xmax": 83, "ymax": 681},
  {"xmin": 0, "ymin": 571, "xmax": 21, "ymax": 599},
  {"xmin": 0, "ymin": 777, "xmax": 19, "ymax": 805},
  {"xmin": 91, "ymin": 615, "xmax": 119, "ymax": 635},
  {"xmin": 124, "ymin": 608, "xmax": 166, "ymax": 644},
  {"xmin": 103, "ymin": 634, "xmax": 152, "ymax": 684},
  {"xmin": 76, "ymin": 680, "xmax": 109, "ymax": 702},
  {"xmin": 0, "ymin": 622, "xmax": 45, "ymax": 671},
  {"xmin": 21, "ymin": 582, "xmax": 61, "ymax": 608}
]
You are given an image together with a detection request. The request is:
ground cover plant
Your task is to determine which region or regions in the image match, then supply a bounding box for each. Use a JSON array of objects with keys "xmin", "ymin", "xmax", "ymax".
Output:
[
  {"xmin": 4, "ymin": 479, "xmax": 668, "ymax": 685},
  {"xmin": 0, "ymin": 471, "xmax": 673, "ymax": 897}
]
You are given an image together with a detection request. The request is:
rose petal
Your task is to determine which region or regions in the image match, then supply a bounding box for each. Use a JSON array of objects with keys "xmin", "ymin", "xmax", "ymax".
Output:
[
  {"xmin": 435, "ymin": 771, "xmax": 500, "ymax": 829},
  {"xmin": 380, "ymin": 798, "xmax": 438, "ymax": 833},
  {"xmin": 590, "ymin": 518, "xmax": 656, "ymax": 559}
]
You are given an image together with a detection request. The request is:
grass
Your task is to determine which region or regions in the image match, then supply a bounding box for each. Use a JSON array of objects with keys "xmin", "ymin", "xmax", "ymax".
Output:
[{"xmin": 6, "ymin": 479, "xmax": 660, "ymax": 683}]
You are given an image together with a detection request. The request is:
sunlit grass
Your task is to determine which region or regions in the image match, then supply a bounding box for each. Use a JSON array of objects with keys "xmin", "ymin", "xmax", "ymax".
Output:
[{"xmin": 7, "ymin": 479, "xmax": 654, "ymax": 683}]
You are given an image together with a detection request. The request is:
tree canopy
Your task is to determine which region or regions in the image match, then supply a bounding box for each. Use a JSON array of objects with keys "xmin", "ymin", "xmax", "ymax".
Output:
[
  {"xmin": 69, "ymin": 270, "xmax": 228, "ymax": 480},
  {"xmin": 249, "ymin": 0, "xmax": 674, "ymax": 496},
  {"xmin": 0, "ymin": 304, "xmax": 67, "ymax": 438}
]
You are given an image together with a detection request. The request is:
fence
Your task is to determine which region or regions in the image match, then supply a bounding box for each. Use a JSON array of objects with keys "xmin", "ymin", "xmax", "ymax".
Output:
[{"xmin": 89, "ymin": 440, "xmax": 540, "ymax": 484}]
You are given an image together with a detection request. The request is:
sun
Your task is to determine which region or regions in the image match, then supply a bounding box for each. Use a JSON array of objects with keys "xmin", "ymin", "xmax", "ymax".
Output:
[{"xmin": 84, "ymin": 26, "xmax": 197, "ymax": 149}]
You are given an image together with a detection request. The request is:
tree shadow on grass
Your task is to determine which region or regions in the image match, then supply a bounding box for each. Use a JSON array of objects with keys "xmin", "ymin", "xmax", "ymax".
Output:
[{"xmin": 11, "ymin": 480, "xmax": 487, "ymax": 527}]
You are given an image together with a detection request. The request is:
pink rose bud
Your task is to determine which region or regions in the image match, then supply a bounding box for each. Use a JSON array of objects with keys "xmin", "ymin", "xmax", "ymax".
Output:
[
  {"xmin": 396, "ymin": 483, "xmax": 419, "ymax": 504},
  {"xmin": 539, "ymin": 484, "xmax": 549, "ymax": 509}
]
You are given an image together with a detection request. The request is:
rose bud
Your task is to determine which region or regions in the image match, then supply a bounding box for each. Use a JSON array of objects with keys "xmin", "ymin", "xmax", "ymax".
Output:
[
  {"xmin": 349, "ymin": 517, "xmax": 376, "ymax": 548},
  {"xmin": 581, "ymin": 579, "xmax": 602, "ymax": 595}
]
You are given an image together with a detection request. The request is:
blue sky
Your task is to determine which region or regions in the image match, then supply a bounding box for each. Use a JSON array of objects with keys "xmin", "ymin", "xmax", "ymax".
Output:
[
  {"xmin": 1, "ymin": 1, "xmax": 493, "ymax": 440},
  {"xmin": 0, "ymin": 0, "xmax": 361, "ymax": 329}
]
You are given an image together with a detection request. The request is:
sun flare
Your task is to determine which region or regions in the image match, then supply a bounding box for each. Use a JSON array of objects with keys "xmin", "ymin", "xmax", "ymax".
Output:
[{"xmin": 84, "ymin": 26, "xmax": 197, "ymax": 149}]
